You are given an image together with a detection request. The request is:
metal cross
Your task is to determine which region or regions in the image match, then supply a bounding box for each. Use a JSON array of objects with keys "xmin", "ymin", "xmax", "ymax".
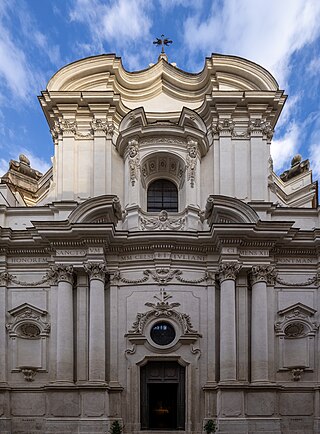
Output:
[{"xmin": 153, "ymin": 34, "xmax": 173, "ymax": 53}]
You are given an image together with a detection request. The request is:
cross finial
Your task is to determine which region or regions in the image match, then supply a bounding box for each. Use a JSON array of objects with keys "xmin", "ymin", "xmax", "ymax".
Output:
[{"xmin": 153, "ymin": 34, "xmax": 173, "ymax": 54}]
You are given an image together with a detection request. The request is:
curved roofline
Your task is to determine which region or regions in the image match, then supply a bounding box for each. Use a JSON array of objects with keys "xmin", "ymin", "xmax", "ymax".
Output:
[{"xmin": 46, "ymin": 52, "xmax": 281, "ymax": 94}]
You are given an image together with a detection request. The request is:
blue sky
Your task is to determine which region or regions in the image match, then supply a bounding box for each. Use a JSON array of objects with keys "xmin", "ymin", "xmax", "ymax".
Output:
[{"xmin": 0, "ymin": 0, "xmax": 320, "ymax": 182}]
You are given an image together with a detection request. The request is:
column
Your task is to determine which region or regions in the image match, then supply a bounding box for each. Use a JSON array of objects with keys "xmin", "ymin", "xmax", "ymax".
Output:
[
  {"xmin": 250, "ymin": 265, "xmax": 276, "ymax": 382},
  {"xmin": 218, "ymin": 262, "xmax": 241, "ymax": 382},
  {"xmin": 0, "ymin": 272, "xmax": 9, "ymax": 383},
  {"xmin": 55, "ymin": 265, "xmax": 74, "ymax": 383},
  {"xmin": 84, "ymin": 263, "xmax": 108, "ymax": 382}
]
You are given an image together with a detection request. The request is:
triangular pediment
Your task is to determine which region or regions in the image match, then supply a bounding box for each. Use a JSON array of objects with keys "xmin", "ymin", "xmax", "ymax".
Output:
[
  {"xmin": 278, "ymin": 302, "xmax": 316, "ymax": 317},
  {"xmin": 8, "ymin": 303, "xmax": 47, "ymax": 318}
]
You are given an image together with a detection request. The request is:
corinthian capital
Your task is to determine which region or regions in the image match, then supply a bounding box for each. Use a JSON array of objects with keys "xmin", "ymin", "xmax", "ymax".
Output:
[
  {"xmin": 49, "ymin": 265, "xmax": 74, "ymax": 284},
  {"xmin": 250, "ymin": 265, "xmax": 277, "ymax": 285},
  {"xmin": 84, "ymin": 262, "xmax": 108, "ymax": 282},
  {"xmin": 218, "ymin": 262, "xmax": 242, "ymax": 282}
]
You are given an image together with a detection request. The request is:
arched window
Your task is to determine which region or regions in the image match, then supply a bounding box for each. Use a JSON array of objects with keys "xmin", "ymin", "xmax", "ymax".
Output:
[{"xmin": 147, "ymin": 179, "xmax": 178, "ymax": 212}]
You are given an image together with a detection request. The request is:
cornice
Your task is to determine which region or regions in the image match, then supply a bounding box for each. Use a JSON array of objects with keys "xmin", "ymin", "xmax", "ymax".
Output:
[{"xmin": 46, "ymin": 53, "xmax": 280, "ymax": 95}]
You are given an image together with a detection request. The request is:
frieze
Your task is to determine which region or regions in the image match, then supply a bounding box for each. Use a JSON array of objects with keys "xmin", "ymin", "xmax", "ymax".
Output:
[
  {"xmin": 277, "ymin": 257, "xmax": 317, "ymax": 264},
  {"xmin": 118, "ymin": 252, "xmax": 206, "ymax": 262},
  {"xmin": 140, "ymin": 137, "xmax": 186, "ymax": 146},
  {"xmin": 239, "ymin": 249, "xmax": 269, "ymax": 257},
  {"xmin": 8, "ymin": 257, "xmax": 49, "ymax": 264},
  {"xmin": 55, "ymin": 249, "xmax": 86, "ymax": 256}
]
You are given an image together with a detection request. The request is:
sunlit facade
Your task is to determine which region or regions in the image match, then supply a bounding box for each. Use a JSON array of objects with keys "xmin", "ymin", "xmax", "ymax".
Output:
[{"xmin": 0, "ymin": 52, "xmax": 319, "ymax": 434}]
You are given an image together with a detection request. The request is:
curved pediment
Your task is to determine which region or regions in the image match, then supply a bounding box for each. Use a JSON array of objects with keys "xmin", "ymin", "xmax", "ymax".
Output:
[
  {"xmin": 204, "ymin": 195, "xmax": 260, "ymax": 225},
  {"xmin": 46, "ymin": 53, "xmax": 280, "ymax": 103},
  {"xmin": 68, "ymin": 195, "xmax": 122, "ymax": 224}
]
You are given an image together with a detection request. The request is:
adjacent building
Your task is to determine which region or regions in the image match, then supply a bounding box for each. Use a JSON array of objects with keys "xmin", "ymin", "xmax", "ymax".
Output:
[{"xmin": 0, "ymin": 51, "xmax": 319, "ymax": 434}]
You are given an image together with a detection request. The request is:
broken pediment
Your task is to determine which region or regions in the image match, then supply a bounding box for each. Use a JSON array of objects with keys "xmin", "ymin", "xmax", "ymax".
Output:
[{"xmin": 204, "ymin": 195, "xmax": 260, "ymax": 225}]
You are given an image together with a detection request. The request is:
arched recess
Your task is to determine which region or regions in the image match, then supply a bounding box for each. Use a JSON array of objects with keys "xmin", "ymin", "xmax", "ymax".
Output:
[{"xmin": 140, "ymin": 152, "xmax": 186, "ymax": 212}]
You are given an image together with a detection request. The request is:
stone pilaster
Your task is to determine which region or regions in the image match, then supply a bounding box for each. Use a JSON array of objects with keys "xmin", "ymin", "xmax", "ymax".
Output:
[
  {"xmin": 218, "ymin": 262, "xmax": 241, "ymax": 382},
  {"xmin": 0, "ymin": 272, "xmax": 10, "ymax": 383},
  {"xmin": 52, "ymin": 265, "xmax": 74, "ymax": 383},
  {"xmin": 84, "ymin": 262, "xmax": 108, "ymax": 382},
  {"xmin": 250, "ymin": 265, "xmax": 276, "ymax": 382}
]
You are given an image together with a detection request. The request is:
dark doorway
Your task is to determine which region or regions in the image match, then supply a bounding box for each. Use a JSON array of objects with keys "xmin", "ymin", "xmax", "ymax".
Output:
[{"xmin": 141, "ymin": 361, "xmax": 185, "ymax": 430}]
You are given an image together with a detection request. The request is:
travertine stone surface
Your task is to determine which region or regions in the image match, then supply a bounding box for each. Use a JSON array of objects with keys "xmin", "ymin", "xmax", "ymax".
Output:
[{"xmin": 0, "ymin": 52, "xmax": 319, "ymax": 434}]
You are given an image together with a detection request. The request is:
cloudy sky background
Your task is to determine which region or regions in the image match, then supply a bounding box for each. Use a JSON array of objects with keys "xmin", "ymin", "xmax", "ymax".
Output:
[{"xmin": 0, "ymin": 0, "xmax": 320, "ymax": 181}]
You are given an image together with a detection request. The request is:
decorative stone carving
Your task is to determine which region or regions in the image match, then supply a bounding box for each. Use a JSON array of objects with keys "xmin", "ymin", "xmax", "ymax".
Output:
[
  {"xmin": 212, "ymin": 119, "xmax": 235, "ymax": 136},
  {"xmin": 250, "ymin": 265, "xmax": 277, "ymax": 285},
  {"xmin": 275, "ymin": 273, "xmax": 319, "ymax": 287},
  {"xmin": 290, "ymin": 367, "xmax": 304, "ymax": 381},
  {"xmin": 20, "ymin": 367, "xmax": 37, "ymax": 382},
  {"xmin": 128, "ymin": 288, "xmax": 200, "ymax": 336},
  {"xmin": 274, "ymin": 303, "xmax": 318, "ymax": 335},
  {"xmin": 6, "ymin": 303, "xmax": 50, "ymax": 338},
  {"xmin": 140, "ymin": 210, "xmax": 185, "ymax": 231},
  {"xmin": 49, "ymin": 265, "xmax": 74, "ymax": 284},
  {"xmin": 186, "ymin": 138, "xmax": 198, "ymax": 187},
  {"xmin": 145, "ymin": 268, "xmax": 182, "ymax": 285},
  {"xmin": 84, "ymin": 262, "xmax": 108, "ymax": 282},
  {"xmin": 218, "ymin": 262, "xmax": 242, "ymax": 282},
  {"xmin": 112, "ymin": 196, "xmax": 123, "ymax": 220},
  {"xmin": 280, "ymin": 154, "xmax": 310, "ymax": 182},
  {"xmin": 140, "ymin": 154, "xmax": 185, "ymax": 189},
  {"xmin": 127, "ymin": 138, "xmax": 140, "ymax": 186},
  {"xmin": 248, "ymin": 119, "xmax": 273, "ymax": 141},
  {"xmin": 113, "ymin": 268, "xmax": 209, "ymax": 285},
  {"xmin": 91, "ymin": 119, "xmax": 114, "ymax": 137},
  {"xmin": 0, "ymin": 271, "xmax": 13, "ymax": 285}
]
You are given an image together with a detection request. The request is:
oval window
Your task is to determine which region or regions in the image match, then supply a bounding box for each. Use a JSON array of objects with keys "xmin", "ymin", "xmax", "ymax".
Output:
[{"xmin": 150, "ymin": 321, "xmax": 176, "ymax": 345}]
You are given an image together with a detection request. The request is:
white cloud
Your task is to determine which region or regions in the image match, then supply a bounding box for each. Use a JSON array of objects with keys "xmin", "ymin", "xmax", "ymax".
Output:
[
  {"xmin": 183, "ymin": 0, "xmax": 320, "ymax": 86},
  {"xmin": 159, "ymin": 0, "xmax": 202, "ymax": 10},
  {"xmin": 0, "ymin": 26, "xmax": 30, "ymax": 100},
  {"xmin": 276, "ymin": 93, "xmax": 301, "ymax": 130},
  {"xmin": 0, "ymin": 158, "xmax": 9, "ymax": 177},
  {"xmin": 309, "ymin": 143, "xmax": 320, "ymax": 181},
  {"xmin": 70, "ymin": 0, "xmax": 153, "ymax": 68},
  {"xmin": 271, "ymin": 122, "xmax": 300, "ymax": 173},
  {"xmin": 0, "ymin": 1, "xmax": 52, "ymax": 101},
  {"xmin": 307, "ymin": 57, "xmax": 320, "ymax": 78}
]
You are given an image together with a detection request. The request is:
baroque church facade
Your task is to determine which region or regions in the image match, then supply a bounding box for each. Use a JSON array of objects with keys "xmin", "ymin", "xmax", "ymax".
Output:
[{"xmin": 0, "ymin": 51, "xmax": 319, "ymax": 434}]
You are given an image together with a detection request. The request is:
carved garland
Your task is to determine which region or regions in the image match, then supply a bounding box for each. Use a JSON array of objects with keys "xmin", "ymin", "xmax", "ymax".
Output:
[
  {"xmin": 0, "ymin": 265, "xmax": 74, "ymax": 287},
  {"xmin": 112, "ymin": 268, "xmax": 210, "ymax": 285}
]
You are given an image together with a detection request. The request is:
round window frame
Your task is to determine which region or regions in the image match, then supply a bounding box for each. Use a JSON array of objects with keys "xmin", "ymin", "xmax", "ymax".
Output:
[{"xmin": 146, "ymin": 319, "xmax": 179, "ymax": 350}]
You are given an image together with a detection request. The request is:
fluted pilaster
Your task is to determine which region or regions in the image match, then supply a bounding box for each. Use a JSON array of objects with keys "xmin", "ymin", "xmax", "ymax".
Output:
[
  {"xmin": 218, "ymin": 262, "xmax": 241, "ymax": 382},
  {"xmin": 84, "ymin": 262, "xmax": 108, "ymax": 382}
]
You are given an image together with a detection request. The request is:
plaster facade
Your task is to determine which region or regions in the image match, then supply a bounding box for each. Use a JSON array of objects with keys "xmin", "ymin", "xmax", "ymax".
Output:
[{"xmin": 0, "ymin": 52, "xmax": 319, "ymax": 434}]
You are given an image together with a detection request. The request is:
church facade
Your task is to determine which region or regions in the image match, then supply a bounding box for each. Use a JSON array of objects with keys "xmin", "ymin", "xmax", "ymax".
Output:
[{"xmin": 0, "ymin": 51, "xmax": 319, "ymax": 434}]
